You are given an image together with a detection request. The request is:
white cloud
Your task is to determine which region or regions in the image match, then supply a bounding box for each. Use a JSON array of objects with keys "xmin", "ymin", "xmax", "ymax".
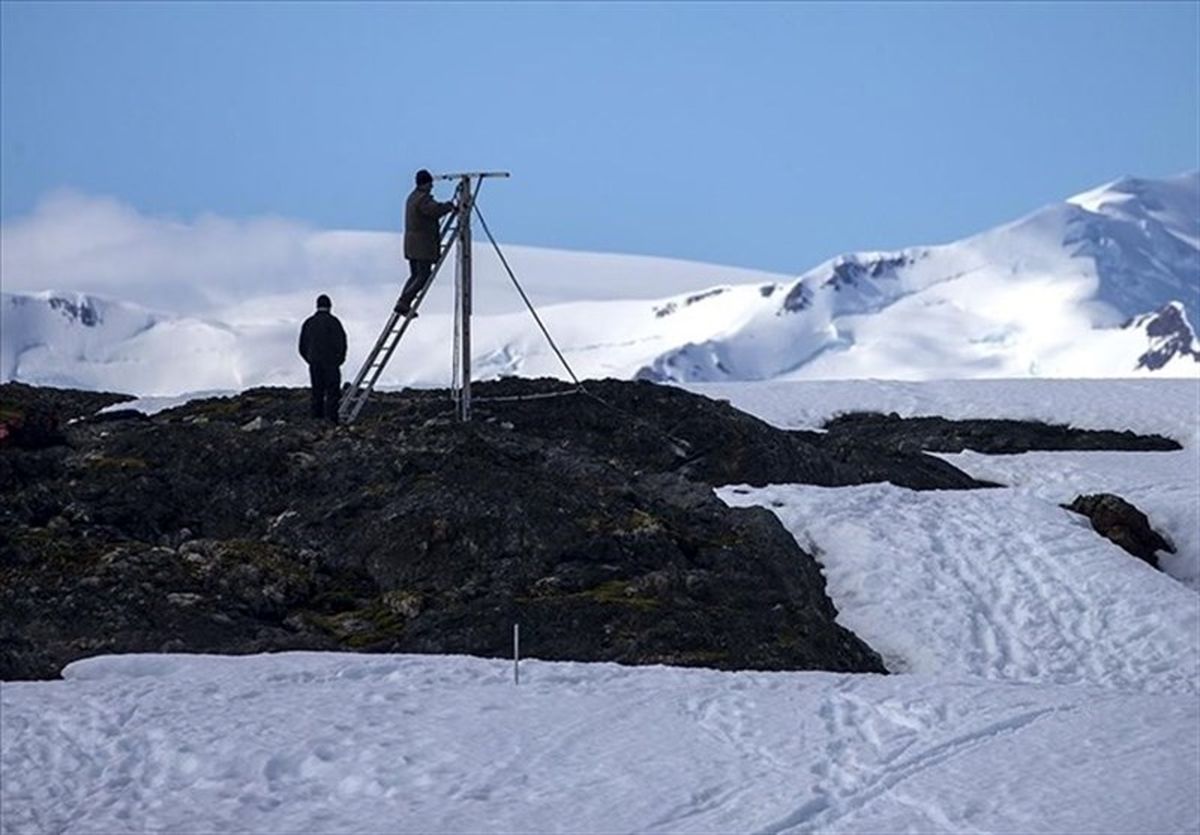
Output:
[
  {"xmin": 0, "ymin": 190, "xmax": 402, "ymax": 313},
  {"xmin": 0, "ymin": 190, "xmax": 786, "ymax": 317}
]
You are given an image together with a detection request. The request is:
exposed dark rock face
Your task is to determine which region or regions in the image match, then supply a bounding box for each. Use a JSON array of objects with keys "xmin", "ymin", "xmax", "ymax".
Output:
[
  {"xmin": 2, "ymin": 379, "xmax": 924, "ymax": 680},
  {"xmin": 1128, "ymin": 302, "xmax": 1200, "ymax": 371},
  {"xmin": 0, "ymin": 381, "xmax": 131, "ymax": 421},
  {"xmin": 653, "ymin": 289, "xmax": 729, "ymax": 318},
  {"xmin": 823, "ymin": 411, "xmax": 1181, "ymax": 455},
  {"xmin": 0, "ymin": 383, "xmax": 133, "ymax": 452},
  {"xmin": 1062, "ymin": 494, "xmax": 1175, "ymax": 568},
  {"xmin": 47, "ymin": 295, "xmax": 102, "ymax": 327},
  {"xmin": 781, "ymin": 283, "xmax": 813, "ymax": 312},
  {"xmin": 0, "ymin": 403, "xmax": 66, "ymax": 451},
  {"xmin": 822, "ymin": 254, "xmax": 912, "ymax": 290},
  {"xmin": 468, "ymin": 379, "xmax": 994, "ymax": 491}
]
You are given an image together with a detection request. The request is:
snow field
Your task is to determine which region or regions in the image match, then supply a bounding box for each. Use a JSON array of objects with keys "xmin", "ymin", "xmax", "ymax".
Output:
[
  {"xmin": 939, "ymin": 448, "xmax": 1200, "ymax": 588},
  {"xmin": 719, "ymin": 484, "xmax": 1200, "ymax": 694},
  {"xmin": 711, "ymin": 377, "xmax": 1200, "ymax": 691},
  {"xmin": 2, "ymin": 654, "xmax": 1197, "ymax": 834},
  {"xmin": 689, "ymin": 377, "xmax": 1200, "ymax": 444},
  {"xmin": 704, "ymin": 376, "xmax": 1199, "ymax": 584}
]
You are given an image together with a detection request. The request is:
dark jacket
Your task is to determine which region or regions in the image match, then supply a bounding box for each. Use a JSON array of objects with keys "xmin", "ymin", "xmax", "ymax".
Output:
[
  {"xmin": 404, "ymin": 184, "xmax": 455, "ymax": 262},
  {"xmin": 299, "ymin": 309, "xmax": 347, "ymax": 367}
]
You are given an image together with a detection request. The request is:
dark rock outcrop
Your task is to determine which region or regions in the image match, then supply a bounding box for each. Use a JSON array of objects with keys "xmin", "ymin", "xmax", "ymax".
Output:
[
  {"xmin": 3, "ymin": 379, "xmax": 1182, "ymax": 681},
  {"xmin": 823, "ymin": 411, "xmax": 1181, "ymax": 455},
  {"xmin": 1062, "ymin": 493, "xmax": 1175, "ymax": 568},
  {"xmin": 465, "ymin": 379, "xmax": 994, "ymax": 491},
  {"xmin": 0, "ymin": 381, "xmax": 132, "ymax": 422},
  {"xmin": 1127, "ymin": 302, "xmax": 1200, "ymax": 371},
  {"xmin": 3, "ymin": 379, "xmax": 920, "ymax": 680},
  {"xmin": 0, "ymin": 383, "xmax": 132, "ymax": 451}
]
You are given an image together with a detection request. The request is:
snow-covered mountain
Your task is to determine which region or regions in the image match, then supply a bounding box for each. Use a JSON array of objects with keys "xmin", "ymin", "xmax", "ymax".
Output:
[
  {"xmin": 1, "ymin": 291, "xmax": 240, "ymax": 393},
  {"xmin": 640, "ymin": 171, "xmax": 1199, "ymax": 382},
  {"xmin": 2, "ymin": 173, "xmax": 1197, "ymax": 394}
]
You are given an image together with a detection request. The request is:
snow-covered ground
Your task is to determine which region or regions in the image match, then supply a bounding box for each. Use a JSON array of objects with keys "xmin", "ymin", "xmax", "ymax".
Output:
[
  {"xmin": 701, "ymin": 377, "xmax": 1200, "ymax": 586},
  {"xmin": 3, "ymin": 655, "xmax": 1197, "ymax": 835},
  {"xmin": 690, "ymin": 377, "xmax": 1200, "ymax": 443},
  {"xmin": 4, "ymin": 378, "xmax": 1199, "ymax": 833},
  {"xmin": 938, "ymin": 449, "xmax": 1200, "ymax": 588},
  {"xmin": 720, "ymin": 483, "xmax": 1199, "ymax": 691}
]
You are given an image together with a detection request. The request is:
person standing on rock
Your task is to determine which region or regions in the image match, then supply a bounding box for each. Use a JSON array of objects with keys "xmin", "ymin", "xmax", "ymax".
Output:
[
  {"xmin": 298, "ymin": 294, "xmax": 348, "ymax": 422},
  {"xmin": 394, "ymin": 169, "xmax": 457, "ymax": 317}
]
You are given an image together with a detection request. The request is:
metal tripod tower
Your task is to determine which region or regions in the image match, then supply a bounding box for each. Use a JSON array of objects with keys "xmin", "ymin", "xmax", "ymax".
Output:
[
  {"xmin": 338, "ymin": 170, "xmax": 508, "ymax": 425},
  {"xmin": 444, "ymin": 171, "xmax": 507, "ymax": 421},
  {"xmin": 446, "ymin": 171, "xmax": 509, "ymax": 421}
]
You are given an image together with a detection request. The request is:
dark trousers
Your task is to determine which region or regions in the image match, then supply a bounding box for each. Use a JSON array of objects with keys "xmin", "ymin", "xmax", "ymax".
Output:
[
  {"xmin": 398, "ymin": 259, "xmax": 434, "ymax": 310},
  {"xmin": 308, "ymin": 363, "xmax": 341, "ymax": 421}
]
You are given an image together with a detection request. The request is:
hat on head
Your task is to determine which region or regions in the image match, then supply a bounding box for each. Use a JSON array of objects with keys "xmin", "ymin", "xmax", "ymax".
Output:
[
  {"xmin": 316, "ymin": 294, "xmax": 332, "ymax": 310},
  {"xmin": 415, "ymin": 169, "xmax": 433, "ymax": 186}
]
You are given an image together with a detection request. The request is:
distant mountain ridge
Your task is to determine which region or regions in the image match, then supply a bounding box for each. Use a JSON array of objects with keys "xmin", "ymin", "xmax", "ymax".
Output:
[
  {"xmin": 639, "ymin": 171, "xmax": 1199, "ymax": 382},
  {"xmin": 2, "ymin": 173, "xmax": 1197, "ymax": 394},
  {"xmin": 1, "ymin": 291, "xmax": 235, "ymax": 393}
]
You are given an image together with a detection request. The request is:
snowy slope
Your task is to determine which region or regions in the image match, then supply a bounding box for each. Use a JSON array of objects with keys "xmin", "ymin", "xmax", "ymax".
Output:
[
  {"xmin": 720, "ymin": 483, "xmax": 1200, "ymax": 688},
  {"xmin": 0, "ymin": 274, "xmax": 791, "ymax": 395},
  {"xmin": 688, "ymin": 377, "xmax": 1200, "ymax": 442},
  {"xmin": 642, "ymin": 171, "xmax": 1200, "ymax": 382},
  {"xmin": 697, "ymin": 377, "xmax": 1200, "ymax": 588},
  {"xmin": 937, "ymin": 448, "xmax": 1200, "ymax": 588},
  {"xmin": 1, "ymin": 291, "xmax": 243, "ymax": 393},
  {"xmin": 3, "ymin": 173, "xmax": 1198, "ymax": 393}
]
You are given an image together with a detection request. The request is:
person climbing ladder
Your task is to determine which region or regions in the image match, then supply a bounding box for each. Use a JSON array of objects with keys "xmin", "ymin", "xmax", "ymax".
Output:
[{"xmin": 395, "ymin": 169, "xmax": 457, "ymax": 317}]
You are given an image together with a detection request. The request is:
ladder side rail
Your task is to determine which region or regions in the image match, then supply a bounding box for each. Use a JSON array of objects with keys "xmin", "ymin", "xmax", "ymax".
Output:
[
  {"xmin": 339, "ymin": 209, "xmax": 464, "ymax": 422},
  {"xmin": 338, "ymin": 315, "xmax": 401, "ymax": 421},
  {"xmin": 342, "ymin": 312, "xmax": 415, "ymax": 423},
  {"xmin": 339, "ymin": 228, "xmax": 461, "ymax": 423},
  {"xmin": 344, "ymin": 309, "xmax": 402, "ymax": 397}
]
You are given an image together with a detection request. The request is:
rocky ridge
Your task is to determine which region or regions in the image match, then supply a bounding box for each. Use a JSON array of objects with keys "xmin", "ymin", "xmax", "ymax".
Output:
[{"xmin": 0, "ymin": 379, "xmax": 1180, "ymax": 680}]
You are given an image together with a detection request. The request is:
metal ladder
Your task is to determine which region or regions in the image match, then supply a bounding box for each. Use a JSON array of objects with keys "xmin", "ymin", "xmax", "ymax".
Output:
[{"xmin": 337, "ymin": 199, "xmax": 462, "ymax": 425}]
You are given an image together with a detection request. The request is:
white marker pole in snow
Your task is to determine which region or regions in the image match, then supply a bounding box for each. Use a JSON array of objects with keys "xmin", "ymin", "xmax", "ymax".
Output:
[{"xmin": 513, "ymin": 623, "xmax": 520, "ymax": 685}]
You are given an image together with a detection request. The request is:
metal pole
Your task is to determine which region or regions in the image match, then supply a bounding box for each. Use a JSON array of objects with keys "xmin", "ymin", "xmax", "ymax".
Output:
[
  {"xmin": 513, "ymin": 623, "xmax": 520, "ymax": 685},
  {"xmin": 451, "ymin": 181, "xmax": 463, "ymax": 406},
  {"xmin": 457, "ymin": 175, "xmax": 473, "ymax": 422}
]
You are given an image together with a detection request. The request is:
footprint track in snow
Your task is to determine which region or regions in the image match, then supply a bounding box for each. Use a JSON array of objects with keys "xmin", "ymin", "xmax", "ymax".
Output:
[
  {"xmin": 720, "ymin": 483, "xmax": 1200, "ymax": 695},
  {"xmin": 759, "ymin": 700, "xmax": 1077, "ymax": 834}
]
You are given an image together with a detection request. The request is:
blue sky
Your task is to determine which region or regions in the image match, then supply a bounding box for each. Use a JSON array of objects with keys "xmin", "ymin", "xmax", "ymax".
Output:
[{"xmin": 2, "ymin": 1, "xmax": 1197, "ymax": 274}]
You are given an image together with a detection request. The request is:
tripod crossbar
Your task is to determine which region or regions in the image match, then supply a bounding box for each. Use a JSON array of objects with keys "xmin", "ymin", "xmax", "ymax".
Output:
[{"xmin": 435, "ymin": 171, "xmax": 510, "ymax": 181}]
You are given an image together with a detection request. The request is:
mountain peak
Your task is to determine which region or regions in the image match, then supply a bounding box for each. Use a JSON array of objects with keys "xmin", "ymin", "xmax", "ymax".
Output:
[{"xmin": 1067, "ymin": 171, "xmax": 1199, "ymax": 244}]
